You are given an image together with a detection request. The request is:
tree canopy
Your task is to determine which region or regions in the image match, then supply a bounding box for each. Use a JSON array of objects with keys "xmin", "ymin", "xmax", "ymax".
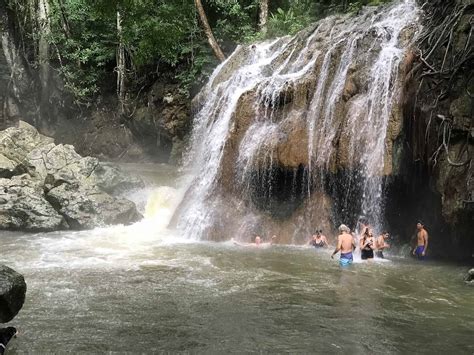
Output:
[{"xmin": 4, "ymin": 0, "xmax": 394, "ymax": 105}]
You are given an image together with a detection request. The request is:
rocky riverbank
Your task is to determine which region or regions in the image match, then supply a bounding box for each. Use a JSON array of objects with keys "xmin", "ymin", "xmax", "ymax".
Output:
[{"xmin": 0, "ymin": 122, "xmax": 143, "ymax": 231}]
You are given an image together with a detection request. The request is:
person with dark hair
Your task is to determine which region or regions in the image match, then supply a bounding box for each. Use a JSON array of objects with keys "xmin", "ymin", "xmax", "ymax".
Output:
[
  {"xmin": 0, "ymin": 327, "xmax": 17, "ymax": 354},
  {"xmin": 309, "ymin": 229, "xmax": 329, "ymax": 248},
  {"xmin": 360, "ymin": 227, "xmax": 375, "ymax": 260},
  {"xmin": 232, "ymin": 234, "xmax": 276, "ymax": 247},
  {"xmin": 375, "ymin": 231, "xmax": 390, "ymax": 258},
  {"xmin": 413, "ymin": 221, "xmax": 428, "ymax": 260}
]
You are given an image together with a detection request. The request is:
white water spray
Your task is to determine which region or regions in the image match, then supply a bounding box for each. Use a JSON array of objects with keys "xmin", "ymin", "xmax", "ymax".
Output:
[{"xmin": 177, "ymin": 1, "xmax": 420, "ymax": 240}]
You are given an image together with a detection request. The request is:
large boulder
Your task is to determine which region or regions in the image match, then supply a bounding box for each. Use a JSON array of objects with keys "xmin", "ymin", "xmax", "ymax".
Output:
[
  {"xmin": 0, "ymin": 265, "xmax": 26, "ymax": 323},
  {"xmin": 27, "ymin": 141, "xmax": 143, "ymax": 194},
  {"xmin": 0, "ymin": 175, "xmax": 67, "ymax": 231},
  {"xmin": 0, "ymin": 122, "xmax": 143, "ymax": 231},
  {"xmin": 46, "ymin": 182, "xmax": 142, "ymax": 229}
]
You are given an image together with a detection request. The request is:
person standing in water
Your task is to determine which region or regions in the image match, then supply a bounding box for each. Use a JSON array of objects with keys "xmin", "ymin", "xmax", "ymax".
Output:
[
  {"xmin": 413, "ymin": 221, "xmax": 428, "ymax": 260},
  {"xmin": 331, "ymin": 224, "xmax": 356, "ymax": 266},
  {"xmin": 309, "ymin": 230, "xmax": 329, "ymax": 248},
  {"xmin": 375, "ymin": 231, "xmax": 390, "ymax": 258},
  {"xmin": 360, "ymin": 228, "xmax": 375, "ymax": 260}
]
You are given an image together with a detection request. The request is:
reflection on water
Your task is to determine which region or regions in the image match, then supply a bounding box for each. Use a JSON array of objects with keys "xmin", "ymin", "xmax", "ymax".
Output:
[{"xmin": 1, "ymin": 231, "xmax": 472, "ymax": 353}]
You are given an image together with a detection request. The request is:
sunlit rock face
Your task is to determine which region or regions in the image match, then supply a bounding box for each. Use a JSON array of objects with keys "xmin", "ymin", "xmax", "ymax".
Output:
[
  {"xmin": 175, "ymin": 2, "xmax": 421, "ymax": 242},
  {"xmin": 0, "ymin": 122, "xmax": 143, "ymax": 231}
]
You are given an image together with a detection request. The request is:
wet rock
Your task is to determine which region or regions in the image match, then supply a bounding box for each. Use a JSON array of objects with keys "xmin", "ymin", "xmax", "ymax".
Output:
[
  {"xmin": 27, "ymin": 142, "xmax": 143, "ymax": 194},
  {"xmin": 464, "ymin": 268, "xmax": 474, "ymax": 284},
  {"xmin": 449, "ymin": 94, "xmax": 472, "ymax": 132},
  {"xmin": 28, "ymin": 142, "xmax": 99, "ymax": 182},
  {"xmin": 0, "ymin": 265, "xmax": 26, "ymax": 323},
  {"xmin": 0, "ymin": 175, "xmax": 67, "ymax": 231},
  {"xmin": 46, "ymin": 182, "xmax": 142, "ymax": 229},
  {"xmin": 131, "ymin": 82, "xmax": 191, "ymax": 163},
  {"xmin": 88, "ymin": 163, "xmax": 144, "ymax": 194},
  {"xmin": 0, "ymin": 154, "xmax": 25, "ymax": 179},
  {"xmin": 0, "ymin": 121, "xmax": 54, "ymax": 160},
  {"xmin": 0, "ymin": 122, "xmax": 143, "ymax": 232}
]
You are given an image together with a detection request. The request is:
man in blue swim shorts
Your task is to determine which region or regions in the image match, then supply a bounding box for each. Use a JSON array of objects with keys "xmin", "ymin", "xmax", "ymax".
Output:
[
  {"xmin": 331, "ymin": 224, "xmax": 356, "ymax": 266},
  {"xmin": 412, "ymin": 221, "xmax": 428, "ymax": 260}
]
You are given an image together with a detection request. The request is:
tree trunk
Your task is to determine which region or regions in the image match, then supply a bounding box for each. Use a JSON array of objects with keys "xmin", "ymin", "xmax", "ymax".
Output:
[
  {"xmin": 0, "ymin": 0, "xmax": 34, "ymax": 128},
  {"xmin": 56, "ymin": 0, "xmax": 71, "ymax": 39},
  {"xmin": 194, "ymin": 0, "xmax": 225, "ymax": 62},
  {"xmin": 258, "ymin": 0, "xmax": 269, "ymax": 34},
  {"xmin": 116, "ymin": 9, "xmax": 127, "ymax": 115},
  {"xmin": 38, "ymin": 0, "xmax": 51, "ymax": 124}
]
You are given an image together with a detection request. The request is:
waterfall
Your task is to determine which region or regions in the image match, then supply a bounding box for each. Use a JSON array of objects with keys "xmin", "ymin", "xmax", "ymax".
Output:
[{"xmin": 176, "ymin": 1, "xmax": 421, "ymax": 241}]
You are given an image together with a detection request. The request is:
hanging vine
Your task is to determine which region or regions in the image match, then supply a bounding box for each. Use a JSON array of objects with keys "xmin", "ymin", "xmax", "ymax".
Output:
[{"xmin": 411, "ymin": 0, "xmax": 473, "ymax": 169}]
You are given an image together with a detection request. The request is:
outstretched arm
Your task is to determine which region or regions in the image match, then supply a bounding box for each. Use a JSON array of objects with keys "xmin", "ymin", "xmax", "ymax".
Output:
[{"xmin": 331, "ymin": 237, "xmax": 342, "ymax": 259}]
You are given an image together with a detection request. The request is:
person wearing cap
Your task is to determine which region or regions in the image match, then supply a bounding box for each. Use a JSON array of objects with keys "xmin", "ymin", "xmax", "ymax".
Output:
[
  {"xmin": 412, "ymin": 221, "xmax": 428, "ymax": 260},
  {"xmin": 375, "ymin": 231, "xmax": 390, "ymax": 258}
]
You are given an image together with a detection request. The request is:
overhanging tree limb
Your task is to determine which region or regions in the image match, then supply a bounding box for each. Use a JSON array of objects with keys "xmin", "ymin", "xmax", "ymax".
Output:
[{"xmin": 194, "ymin": 0, "xmax": 225, "ymax": 62}]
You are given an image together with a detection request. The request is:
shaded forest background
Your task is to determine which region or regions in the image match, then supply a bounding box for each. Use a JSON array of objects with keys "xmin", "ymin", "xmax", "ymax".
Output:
[{"xmin": 0, "ymin": 0, "xmax": 390, "ymax": 116}]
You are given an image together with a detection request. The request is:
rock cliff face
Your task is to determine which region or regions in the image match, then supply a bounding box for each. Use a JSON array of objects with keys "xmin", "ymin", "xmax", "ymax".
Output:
[
  {"xmin": 174, "ymin": 2, "xmax": 421, "ymax": 243},
  {"xmin": 0, "ymin": 121, "xmax": 143, "ymax": 231},
  {"xmin": 387, "ymin": 0, "xmax": 473, "ymax": 258}
]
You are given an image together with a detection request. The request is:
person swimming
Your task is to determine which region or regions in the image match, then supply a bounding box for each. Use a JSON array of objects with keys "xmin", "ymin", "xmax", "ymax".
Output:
[
  {"xmin": 331, "ymin": 224, "xmax": 356, "ymax": 266},
  {"xmin": 232, "ymin": 235, "xmax": 276, "ymax": 247},
  {"xmin": 309, "ymin": 230, "xmax": 329, "ymax": 248}
]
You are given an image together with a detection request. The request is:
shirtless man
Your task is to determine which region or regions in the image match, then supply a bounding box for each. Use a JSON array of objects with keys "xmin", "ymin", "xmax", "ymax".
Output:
[
  {"xmin": 375, "ymin": 232, "xmax": 390, "ymax": 258},
  {"xmin": 331, "ymin": 224, "xmax": 356, "ymax": 266},
  {"xmin": 413, "ymin": 221, "xmax": 428, "ymax": 260}
]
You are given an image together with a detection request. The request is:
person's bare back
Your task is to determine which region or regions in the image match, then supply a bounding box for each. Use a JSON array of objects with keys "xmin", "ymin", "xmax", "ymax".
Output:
[
  {"xmin": 331, "ymin": 224, "xmax": 356, "ymax": 266},
  {"xmin": 339, "ymin": 233, "xmax": 354, "ymax": 253}
]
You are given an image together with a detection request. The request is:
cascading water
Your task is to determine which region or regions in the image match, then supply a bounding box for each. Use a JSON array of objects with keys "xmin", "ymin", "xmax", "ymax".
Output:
[{"xmin": 176, "ymin": 1, "xmax": 421, "ymax": 241}]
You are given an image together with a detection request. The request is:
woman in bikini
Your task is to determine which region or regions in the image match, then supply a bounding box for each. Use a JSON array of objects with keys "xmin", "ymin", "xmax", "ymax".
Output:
[
  {"xmin": 309, "ymin": 230, "xmax": 329, "ymax": 248},
  {"xmin": 360, "ymin": 228, "xmax": 375, "ymax": 260}
]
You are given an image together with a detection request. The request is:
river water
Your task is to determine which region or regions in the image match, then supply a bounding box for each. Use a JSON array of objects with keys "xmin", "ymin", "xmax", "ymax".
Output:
[{"xmin": 1, "ymin": 164, "xmax": 473, "ymax": 353}]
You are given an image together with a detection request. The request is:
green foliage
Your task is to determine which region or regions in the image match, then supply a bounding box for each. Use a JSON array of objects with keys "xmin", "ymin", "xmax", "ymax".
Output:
[
  {"xmin": 267, "ymin": 1, "xmax": 317, "ymax": 37},
  {"xmin": 207, "ymin": 0, "xmax": 259, "ymax": 42},
  {"xmin": 19, "ymin": 0, "xmax": 394, "ymax": 104},
  {"xmin": 48, "ymin": 0, "xmax": 116, "ymax": 104}
]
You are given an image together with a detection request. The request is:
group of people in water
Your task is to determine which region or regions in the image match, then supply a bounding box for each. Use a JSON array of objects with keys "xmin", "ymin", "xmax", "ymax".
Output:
[
  {"xmin": 234, "ymin": 220, "xmax": 429, "ymax": 267},
  {"xmin": 324, "ymin": 221, "xmax": 428, "ymax": 266}
]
